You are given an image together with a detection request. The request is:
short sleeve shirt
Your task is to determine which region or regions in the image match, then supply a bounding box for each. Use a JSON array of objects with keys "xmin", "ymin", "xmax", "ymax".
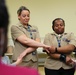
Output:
[
  {"xmin": 43, "ymin": 32, "xmax": 76, "ymax": 70},
  {"xmin": 11, "ymin": 23, "xmax": 40, "ymax": 61}
]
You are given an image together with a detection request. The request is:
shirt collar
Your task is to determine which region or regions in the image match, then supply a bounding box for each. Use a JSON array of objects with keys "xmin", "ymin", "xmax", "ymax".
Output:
[
  {"xmin": 17, "ymin": 22, "xmax": 32, "ymax": 29},
  {"xmin": 51, "ymin": 32, "xmax": 67, "ymax": 37}
]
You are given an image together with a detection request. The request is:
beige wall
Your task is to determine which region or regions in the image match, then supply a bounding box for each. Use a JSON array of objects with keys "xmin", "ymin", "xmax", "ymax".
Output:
[{"xmin": 6, "ymin": 0, "xmax": 76, "ymax": 38}]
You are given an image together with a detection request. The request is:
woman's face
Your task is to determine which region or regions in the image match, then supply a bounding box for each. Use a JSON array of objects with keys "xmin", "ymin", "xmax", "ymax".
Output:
[
  {"xmin": 53, "ymin": 20, "xmax": 65, "ymax": 34},
  {"xmin": 18, "ymin": 10, "xmax": 30, "ymax": 25}
]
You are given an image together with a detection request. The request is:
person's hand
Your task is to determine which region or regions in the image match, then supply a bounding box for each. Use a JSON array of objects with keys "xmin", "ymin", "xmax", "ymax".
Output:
[
  {"xmin": 43, "ymin": 45, "xmax": 51, "ymax": 54},
  {"xmin": 43, "ymin": 45, "xmax": 56, "ymax": 54},
  {"xmin": 65, "ymin": 56, "xmax": 75, "ymax": 66},
  {"xmin": 71, "ymin": 59, "xmax": 76, "ymax": 66},
  {"xmin": 44, "ymin": 46, "xmax": 56, "ymax": 54},
  {"xmin": 15, "ymin": 57, "xmax": 22, "ymax": 65},
  {"xmin": 48, "ymin": 46, "xmax": 56, "ymax": 54}
]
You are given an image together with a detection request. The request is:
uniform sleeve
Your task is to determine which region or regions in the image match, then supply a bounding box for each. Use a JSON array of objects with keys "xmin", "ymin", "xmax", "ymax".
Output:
[
  {"xmin": 11, "ymin": 25, "xmax": 24, "ymax": 40},
  {"xmin": 69, "ymin": 33, "xmax": 76, "ymax": 47},
  {"xmin": 43, "ymin": 33, "xmax": 51, "ymax": 46},
  {"xmin": 4, "ymin": 56, "xmax": 16, "ymax": 66},
  {"xmin": 2, "ymin": 56, "xmax": 10, "ymax": 64},
  {"xmin": 7, "ymin": 56, "xmax": 16, "ymax": 66}
]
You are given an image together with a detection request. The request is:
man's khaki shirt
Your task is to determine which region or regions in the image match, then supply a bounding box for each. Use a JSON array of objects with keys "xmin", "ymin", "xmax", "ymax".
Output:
[{"xmin": 44, "ymin": 32, "xmax": 76, "ymax": 70}]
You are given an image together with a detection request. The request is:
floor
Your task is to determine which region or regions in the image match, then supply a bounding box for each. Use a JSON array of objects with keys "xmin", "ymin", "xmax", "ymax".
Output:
[{"xmin": 38, "ymin": 66, "xmax": 45, "ymax": 75}]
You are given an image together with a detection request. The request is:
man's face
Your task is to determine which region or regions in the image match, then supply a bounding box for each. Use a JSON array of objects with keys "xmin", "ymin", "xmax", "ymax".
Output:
[{"xmin": 53, "ymin": 20, "xmax": 65, "ymax": 34}]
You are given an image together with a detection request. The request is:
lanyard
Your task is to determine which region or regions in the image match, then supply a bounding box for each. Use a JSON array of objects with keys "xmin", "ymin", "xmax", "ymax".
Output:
[
  {"xmin": 27, "ymin": 26, "xmax": 33, "ymax": 39},
  {"xmin": 55, "ymin": 35, "xmax": 63, "ymax": 47},
  {"xmin": 27, "ymin": 25, "xmax": 36, "ymax": 55}
]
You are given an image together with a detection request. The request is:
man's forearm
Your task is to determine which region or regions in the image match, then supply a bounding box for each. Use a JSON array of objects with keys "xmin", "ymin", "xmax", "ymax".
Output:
[
  {"xmin": 17, "ymin": 35, "xmax": 46, "ymax": 47},
  {"xmin": 24, "ymin": 38, "xmax": 46, "ymax": 47},
  {"xmin": 23, "ymin": 47, "xmax": 37, "ymax": 55},
  {"xmin": 49, "ymin": 53, "xmax": 60, "ymax": 59},
  {"xmin": 57, "ymin": 44, "xmax": 75, "ymax": 54},
  {"xmin": 24, "ymin": 38, "xmax": 40, "ymax": 54},
  {"xmin": 18, "ymin": 47, "xmax": 38, "ymax": 60}
]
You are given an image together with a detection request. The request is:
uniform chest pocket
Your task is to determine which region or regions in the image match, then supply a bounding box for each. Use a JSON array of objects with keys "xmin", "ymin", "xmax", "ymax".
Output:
[{"xmin": 61, "ymin": 37, "xmax": 70, "ymax": 46}]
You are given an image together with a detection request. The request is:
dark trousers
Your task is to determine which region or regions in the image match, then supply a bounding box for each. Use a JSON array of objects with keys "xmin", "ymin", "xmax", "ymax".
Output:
[{"xmin": 45, "ymin": 67, "xmax": 75, "ymax": 75}]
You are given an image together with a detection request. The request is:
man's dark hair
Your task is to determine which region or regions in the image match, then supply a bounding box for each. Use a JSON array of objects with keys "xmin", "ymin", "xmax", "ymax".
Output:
[{"xmin": 52, "ymin": 18, "xmax": 65, "ymax": 31}]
